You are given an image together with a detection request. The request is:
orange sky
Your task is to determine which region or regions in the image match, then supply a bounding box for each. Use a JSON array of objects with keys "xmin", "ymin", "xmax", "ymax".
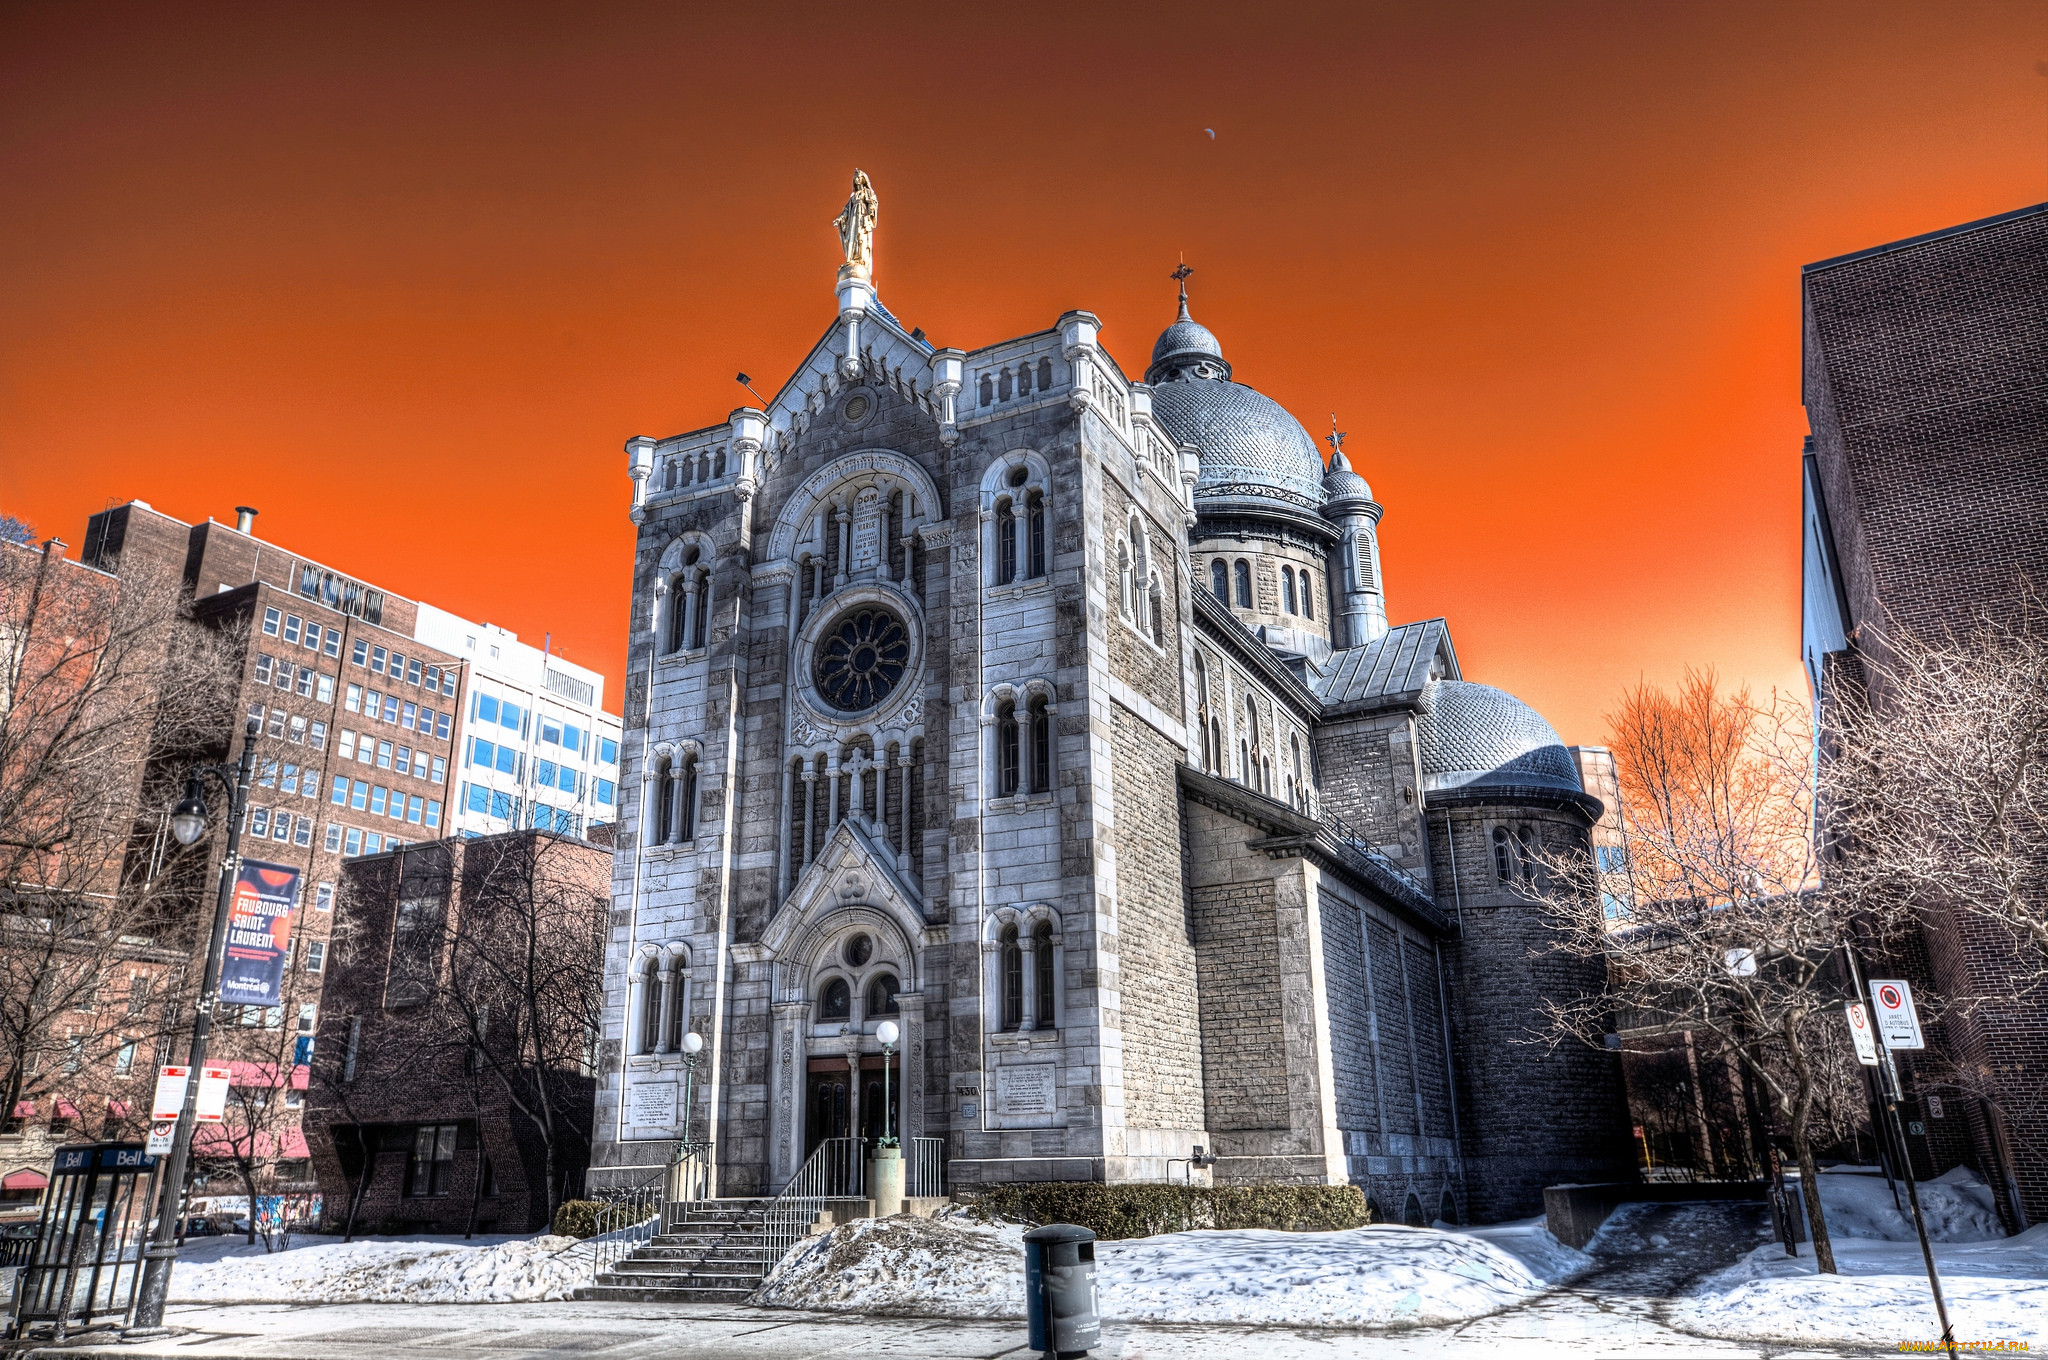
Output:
[{"xmin": 4, "ymin": 1, "xmax": 2044, "ymax": 741}]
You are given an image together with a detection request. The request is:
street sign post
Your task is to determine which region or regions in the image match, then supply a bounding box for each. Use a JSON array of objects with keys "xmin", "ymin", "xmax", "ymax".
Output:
[
  {"xmin": 1845, "ymin": 1003, "xmax": 1880, "ymax": 1066},
  {"xmin": 1869, "ymin": 980, "xmax": 1926, "ymax": 1050}
]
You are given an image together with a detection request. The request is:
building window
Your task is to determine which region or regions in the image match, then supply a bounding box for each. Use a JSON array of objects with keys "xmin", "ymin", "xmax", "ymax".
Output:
[
  {"xmin": 114, "ymin": 1039, "xmax": 136, "ymax": 1075},
  {"xmin": 996, "ymin": 701, "xmax": 1020, "ymax": 797},
  {"xmin": 404, "ymin": 1124, "xmax": 458, "ymax": 1197},
  {"xmin": 819, "ymin": 976, "xmax": 851, "ymax": 1022},
  {"xmin": 1211, "ymin": 560, "xmax": 1228, "ymax": 602},
  {"xmin": 1033, "ymin": 921, "xmax": 1055, "ymax": 1028},
  {"xmin": 1301, "ymin": 575, "xmax": 1314, "ymax": 620},
  {"xmin": 1027, "ymin": 491, "xmax": 1046, "ymax": 578},
  {"xmin": 1234, "ymin": 559, "xmax": 1252, "ymax": 608},
  {"xmin": 1518, "ymin": 827, "xmax": 1538, "ymax": 884},
  {"xmin": 1028, "ymin": 696, "xmax": 1051, "ymax": 794},
  {"xmin": 1282, "ymin": 566, "xmax": 1297, "ymax": 614},
  {"xmin": 1492, "ymin": 827, "xmax": 1514, "ymax": 882},
  {"xmin": 999, "ymin": 925, "xmax": 1023, "ymax": 1031},
  {"xmin": 306, "ymin": 940, "xmax": 326, "ymax": 973},
  {"xmin": 996, "ymin": 498, "xmax": 1017, "ymax": 585},
  {"xmin": 866, "ymin": 973, "xmax": 900, "ymax": 1017},
  {"xmin": 316, "ymin": 882, "xmax": 335, "ymax": 912}
]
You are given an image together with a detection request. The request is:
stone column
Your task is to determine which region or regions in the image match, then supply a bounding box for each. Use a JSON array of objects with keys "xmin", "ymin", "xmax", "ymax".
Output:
[
  {"xmin": 799, "ymin": 767, "xmax": 817, "ymax": 866},
  {"xmin": 846, "ymin": 1051, "xmax": 862, "ymax": 1146},
  {"xmin": 900, "ymin": 990, "xmax": 927, "ymax": 1143},
  {"xmin": 769, "ymin": 1002, "xmax": 807, "ymax": 1189},
  {"xmin": 679, "ymin": 577, "xmax": 699, "ymax": 650},
  {"xmin": 827, "ymin": 753, "xmax": 841, "ymax": 828},
  {"xmin": 653, "ymin": 967, "xmax": 674, "ymax": 1053},
  {"xmin": 897, "ymin": 752, "xmax": 914, "ymax": 859},
  {"xmin": 834, "ymin": 504, "xmax": 851, "ymax": 588},
  {"xmin": 625, "ymin": 967, "xmax": 646, "ymax": 1057},
  {"xmin": 1020, "ymin": 935, "xmax": 1039, "ymax": 1032}
]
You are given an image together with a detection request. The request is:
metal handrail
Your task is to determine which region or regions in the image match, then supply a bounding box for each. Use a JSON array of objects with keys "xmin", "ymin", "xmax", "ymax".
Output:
[
  {"xmin": 583, "ymin": 1140, "xmax": 708, "ymax": 1282},
  {"xmin": 759, "ymin": 1137, "xmax": 864, "ymax": 1277},
  {"xmin": 1320, "ymin": 802, "xmax": 1426, "ymax": 893}
]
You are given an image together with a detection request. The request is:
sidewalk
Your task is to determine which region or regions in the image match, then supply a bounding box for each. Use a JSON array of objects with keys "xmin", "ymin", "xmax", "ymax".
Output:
[{"xmin": 11, "ymin": 1293, "xmax": 1889, "ymax": 1359}]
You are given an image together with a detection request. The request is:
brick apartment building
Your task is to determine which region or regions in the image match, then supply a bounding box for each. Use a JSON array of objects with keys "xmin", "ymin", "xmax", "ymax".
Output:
[
  {"xmin": 304, "ymin": 829, "xmax": 609, "ymax": 1235},
  {"xmin": 1801, "ymin": 201, "xmax": 2048, "ymax": 1228},
  {"xmin": 57, "ymin": 501, "xmax": 469, "ymax": 1200}
]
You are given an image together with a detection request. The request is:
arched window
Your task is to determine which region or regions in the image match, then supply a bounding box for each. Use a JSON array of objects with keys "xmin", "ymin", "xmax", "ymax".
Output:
[
  {"xmin": 1026, "ymin": 491, "xmax": 1046, "ymax": 579},
  {"xmin": 1033, "ymin": 921, "xmax": 1055, "ymax": 1028},
  {"xmin": 1148, "ymin": 574, "xmax": 1164, "ymax": 646},
  {"xmin": 1037, "ymin": 358, "xmax": 1053, "ymax": 390},
  {"xmin": 653, "ymin": 758, "xmax": 676, "ymax": 845},
  {"xmin": 1301, "ymin": 574, "xmax": 1314, "ymax": 620},
  {"xmin": 668, "ymin": 973, "xmax": 691, "ymax": 1051},
  {"xmin": 978, "ymin": 374, "xmax": 994, "ymax": 406},
  {"xmin": 713, "ymin": 449, "xmax": 726, "ymax": 479},
  {"xmin": 1282, "ymin": 566, "xmax": 1297, "ymax": 615},
  {"xmin": 1518, "ymin": 827, "xmax": 1538, "ymax": 884},
  {"xmin": 663, "ymin": 460, "xmax": 678, "ymax": 491},
  {"xmin": 1290, "ymin": 735, "xmax": 1304, "ymax": 810},
  {"xmin": 1029, "ymin": 695, "xmax": 1052, "ymax": 793},
  {"xmin": 1244, "ymin": 694, "xmax": 1259, "ymax": 767},
  {"xmin": 1127, "ymin": 519, "xmax": 1148, "ymax": 631},
  {"xmin": 819, "ymin": 976, "xmax": 851, "ymax": 1022},
  {"xmin": 1493, "ymin": 826, "xmax": 1515, "ymax": 882},
  {"xmin": 866, "ymin": 973, "xmax": 900, "ymax": 1017},
  {"xmin": 996, "ymin": 700, "xmax": 1020, "ymax": 797},
  {"xmin": 998, "ymin": 368, "xmax": 1013, "ymax": 401},
  {"xmin": 693, "ymin": 570, "xmax": 710, "ymax": 647},
  {"xmin": 1234, "ymin": 559, "xmax": 1253, "ymax": 609},
  {"xmin": 1000, "ymin": 925, "xmax": 1022, "ymax": 1031},
  {"xmin": 1016, "ymin": 363, "xmax": 1033, "ymax": 396},
  {"xmin": 678, "ymin": 753, "xmax": 698, "ymax": 841},
  {"xmin": 1117, "ymin": 541, "xmax": 1133, "ymax": 620},
  {"xmin": 1210, "ymin": 560, "xmax": 1228, "ymax": 602},
  {"xmin": 640, "ymin": 962, "xmax": 663, "ymax": 1054},
  {"xmin": 996, "ymin": 497, "xmax": 1017, "ymax": 585}
]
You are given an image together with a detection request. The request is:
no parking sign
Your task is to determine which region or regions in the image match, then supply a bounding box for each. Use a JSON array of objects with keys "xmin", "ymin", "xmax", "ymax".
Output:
[{"xmin": 1868, "ymin": 979, "xmax": 1925, "ymax": 1050}]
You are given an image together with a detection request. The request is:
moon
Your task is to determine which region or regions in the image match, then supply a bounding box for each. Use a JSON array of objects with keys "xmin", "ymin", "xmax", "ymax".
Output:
[{"xmin": 1205, "ymin": 128, "xmax": 1215, "ymax": 138}]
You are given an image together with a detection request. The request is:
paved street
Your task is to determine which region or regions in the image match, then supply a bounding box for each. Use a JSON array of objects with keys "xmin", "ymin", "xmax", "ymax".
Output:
[{"xmin": 13, "ymin": 1205, "xmax": 1902, "ymax": 1360}]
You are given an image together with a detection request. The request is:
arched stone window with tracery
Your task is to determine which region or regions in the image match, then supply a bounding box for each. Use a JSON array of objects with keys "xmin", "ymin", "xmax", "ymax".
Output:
[
  {"xmin": 999, "ymin": 924, "xmax": 1023, "ymax": 1031},
  {"xmin": 1210, "ymin": 559, "xmax": 1228, "ymax": 603},
  {"xmin": 1032, "ymin": 921, "xmax": 1055, "ymax": 1028},
  {"xmin": 1234, "ymin": 559, "xmax": 1253, "ymax": 609}
]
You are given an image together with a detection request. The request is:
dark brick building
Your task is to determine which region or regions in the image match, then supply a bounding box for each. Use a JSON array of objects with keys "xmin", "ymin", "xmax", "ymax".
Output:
[
  {"xmin": 305, "ymin": 828, "xmax": 609, "ymax": 1235},
  {"xmin": 1801, "ymin": 200, "xmax": 2048, "ymax": 1228}
]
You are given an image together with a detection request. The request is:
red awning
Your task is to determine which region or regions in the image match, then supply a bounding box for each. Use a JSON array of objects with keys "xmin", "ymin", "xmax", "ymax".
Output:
[
  {"xmin": 107, "ymin": 1099, "xmax": 130, "ymax": 1119},
  {"xmin": 2, "ymin": 1169, "xmax": 47, "ymax": 1191},
  {"xmin": 54, "ymin": 1100, "xmax": 79, "ymax": 1120},
  {"xmin": 290, "ymin": 1064, "xmax": 309, "ymax": 1091},
  {"xmin": 10, "ymin": 1101, "xmax": 32, "ymax": 1118},
  {"xmin": 280, "ymin": 1127, "xmax": 310, "ymax": 1160},
  {"xmin": 229, "ymin": 1061, "xmax": 286, "ymax": 1088}
]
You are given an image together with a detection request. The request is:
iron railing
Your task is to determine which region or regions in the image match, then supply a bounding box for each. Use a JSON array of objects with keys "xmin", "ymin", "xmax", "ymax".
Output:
[
  {"xmin": 581, "ymin": 1140, "xmax": 709, "ymax": 1283},
  {"xmin": 1319, "ymin": 802, "xmax": 1426, "ymax": 894},
  {"xmin": 907, "ymin": 1137, "xmax": 947, "ymax": 1199},
  {"xmin": 760, "ymin": 1136, "xmax": 865, "ymax": 1277}
]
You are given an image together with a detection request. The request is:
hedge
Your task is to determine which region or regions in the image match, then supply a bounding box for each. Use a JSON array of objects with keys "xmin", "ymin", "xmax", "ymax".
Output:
[
  {"xmin": 551, "ymin": 1199, "xmax": 658, "ymax": 1239},
  {"xmin": 967, "ymin": 1183, "xmax": 1371, "ymax": 1239}
]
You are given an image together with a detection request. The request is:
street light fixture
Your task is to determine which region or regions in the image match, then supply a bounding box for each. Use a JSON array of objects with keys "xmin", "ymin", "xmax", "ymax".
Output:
[
  {"xmin": 679, "ymin": 1030, "xmax": 704, "ymax": 1146},
  {"xmin": 875, "ymin": 1020, "xmax": 899, "ymax": 1148},
  {"xmin": 130, "ymin": 718, "xmax": 261, "ymax": 1335}
]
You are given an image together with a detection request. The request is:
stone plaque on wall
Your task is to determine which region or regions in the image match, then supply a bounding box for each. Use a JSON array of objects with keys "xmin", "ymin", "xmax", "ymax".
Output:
[
  {"xmin": 993, "ymin": 1062, "xmax": 1057, "ymax": 1117},
  {"xmin": 628, "ymin": 1081, "xmax": 677, "ymax": 1128}
]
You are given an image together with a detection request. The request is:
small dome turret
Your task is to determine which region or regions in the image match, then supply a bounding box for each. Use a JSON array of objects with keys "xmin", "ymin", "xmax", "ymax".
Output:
[
  {"xmin": 1322, "ymin": 442, "xmax": 1373, "ymax": 503},
  {"xmin": 1415, "ymin": 680, "xmax": 1583, "ymax": 795},
  {"xmin": 1147, "ymin": 294, "xmax": 1231, "ymax": 384}
]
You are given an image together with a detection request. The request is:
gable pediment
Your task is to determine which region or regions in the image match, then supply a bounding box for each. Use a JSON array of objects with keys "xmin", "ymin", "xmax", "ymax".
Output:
[{"xmin": 762, "ymin": 819, "xmax": 929, "ymax": 989}]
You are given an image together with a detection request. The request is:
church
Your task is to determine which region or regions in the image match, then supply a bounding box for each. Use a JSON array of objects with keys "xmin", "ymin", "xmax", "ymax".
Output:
[{"xmin": 591, "ymin": 173, "xmax": 1632, "ymax": 1225}]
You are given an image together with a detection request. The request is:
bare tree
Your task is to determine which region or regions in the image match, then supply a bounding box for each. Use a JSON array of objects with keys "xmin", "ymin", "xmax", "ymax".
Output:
[
  {"xmin": 1532, "ymin": 671, "xmax": 1909, "ymax": 1274},
  {"xmin": 1820, "ymin": 600, "xmax": 2048, "ymax": 1176},
  {"xmin": 438, "ymin": 833, "xmax": 607, "ymax": 1226},
  {"xmin": 0, "ymin": 542, "xmax": 241, "ymax": 1134}
]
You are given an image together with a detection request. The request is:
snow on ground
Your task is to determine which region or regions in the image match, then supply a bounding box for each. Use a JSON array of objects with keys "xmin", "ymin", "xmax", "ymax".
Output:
[
  {"xmin": 752, "ymin": 1211, "xmax": 1592, "ymax": 1327},
  {"xmin": 165, "ymin": 1231, "xmax": 593, "ymax": 1304},
  {"xmin": 1676, "ymin": 1167, "xmax": 2046, "ymax": 1347}
]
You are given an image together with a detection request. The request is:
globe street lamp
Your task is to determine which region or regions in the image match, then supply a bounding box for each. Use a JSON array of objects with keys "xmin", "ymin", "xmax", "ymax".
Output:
[
  {"xmin": 875, "ymin": 1020, "xmax": 899, "ymax": 1148},
  {"xmin": 679, "ymin": 1031, "xmax": 704, "ymax": 1146},
  {"xmin": 131, "ymin": 718, "xmax": 261, "ymax": 1334}
]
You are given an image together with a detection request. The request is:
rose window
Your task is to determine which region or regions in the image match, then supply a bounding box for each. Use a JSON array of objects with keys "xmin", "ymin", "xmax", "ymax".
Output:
[{"xmin": 814, "ymin": 607, "xmax": 910, "ymax": 713}]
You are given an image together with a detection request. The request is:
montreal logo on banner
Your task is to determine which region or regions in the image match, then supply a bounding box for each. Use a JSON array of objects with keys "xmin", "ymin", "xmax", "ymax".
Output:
[{"xmin": 219, "ymin": 860, "xmax": 301, "ymax": 1009}]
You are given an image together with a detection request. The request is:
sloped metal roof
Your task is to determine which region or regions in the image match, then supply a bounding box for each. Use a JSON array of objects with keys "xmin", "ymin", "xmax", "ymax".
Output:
[{"xmin": 1310, "ymin": 619, "xmax": 1456, "ymax": 708}]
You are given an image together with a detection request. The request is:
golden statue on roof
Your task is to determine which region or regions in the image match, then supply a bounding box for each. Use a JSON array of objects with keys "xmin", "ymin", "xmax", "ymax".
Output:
[{"xmin": 832, "ymin": 169, "xmax": 878, "ymax": 280}]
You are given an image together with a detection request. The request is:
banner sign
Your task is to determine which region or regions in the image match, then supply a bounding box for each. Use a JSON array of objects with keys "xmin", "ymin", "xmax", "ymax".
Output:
[
  {"xmin": 219, "ymin": 859, "xmax": 301, "ymax": 1008},
  {"xmin": 1868, "ymin": 979, "xmax": 1926, "ymax": 1051},
  {"xmin": 151, "ymin": 1066, "xmax": 191, "ymax": 1120},
  {"xmin": 195, "ymin": 1065, "xmax": 232, "ymax": 1123},
  {"xmin": 1844, "ymin": 1003, "xmax": 1880, "ymax": 1066}
]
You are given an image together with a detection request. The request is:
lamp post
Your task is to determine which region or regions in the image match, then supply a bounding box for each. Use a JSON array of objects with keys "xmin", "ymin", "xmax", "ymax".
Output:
[
  {"xmin": 875, "ymin": 1021, "xmax": 899, "ymax": 1148},
  {"xmin": 679, "ymin": 1031, "xmax": 703, "ymax": 1145},
  {"xmin": 130, "ymin": 718, "xmax": 260, "ymax": 1334}
]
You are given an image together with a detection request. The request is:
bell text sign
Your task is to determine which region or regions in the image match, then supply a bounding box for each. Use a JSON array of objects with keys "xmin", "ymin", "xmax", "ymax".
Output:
[
  {"xmin": 1868, "ymin": 980, "xmax": 1925, "ymax": 1051},
  {"xmin": 1845, "ymin": 1003, "xmax": 1880, "ymax": 1066}
]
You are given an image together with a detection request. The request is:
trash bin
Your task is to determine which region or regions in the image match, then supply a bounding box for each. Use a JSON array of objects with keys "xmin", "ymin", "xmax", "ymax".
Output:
[{"xmin": 1023, "ymin": 1223, "xmax": 1099, "ymax": 1357}]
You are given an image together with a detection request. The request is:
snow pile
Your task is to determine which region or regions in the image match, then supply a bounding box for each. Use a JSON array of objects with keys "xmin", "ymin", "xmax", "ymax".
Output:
[
  {"xmin": 167, "ymin": 1233, "xmax": 591, "ymax": 1304},
  {"xmin": 1678, "ymin": 1167, "xmax": 2046, "ymax": 1347},
  {"xmin": 753, "ymin": 1212, "xmax": 1590, "ymax": 1327},
  {"xmin": 1810, "ymin": 1166, "xmax": 2004, "ymax": 1243}
]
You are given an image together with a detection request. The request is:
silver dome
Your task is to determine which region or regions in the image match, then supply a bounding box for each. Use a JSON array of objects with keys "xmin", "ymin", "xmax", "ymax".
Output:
[
  {"xmin": 1151, "ymin": 378, "xmax": 1329, "ymax": 508},
  {"xmin": 1149, "ymin": 299, "xmax": 1229, "ymax": 381},
  {"xmin": 1322, "ymin": 445, "xmax": 1373, "ymax": 503},
  {"xmin": 1416, "ymin": 680, "xmax": 1582, "ymax": 794}
]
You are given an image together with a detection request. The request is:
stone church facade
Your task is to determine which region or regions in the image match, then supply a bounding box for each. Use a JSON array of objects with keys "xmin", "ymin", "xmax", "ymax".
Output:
[{"xmin": 592, "ymin": 189, "xmax": 1631, "ymax": 1223}]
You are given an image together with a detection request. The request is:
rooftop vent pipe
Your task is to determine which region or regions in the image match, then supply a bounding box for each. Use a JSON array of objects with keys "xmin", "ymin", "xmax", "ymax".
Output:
[{"xmin": 234, "ymin": 506, "xmax": 258, "ymax": 534}]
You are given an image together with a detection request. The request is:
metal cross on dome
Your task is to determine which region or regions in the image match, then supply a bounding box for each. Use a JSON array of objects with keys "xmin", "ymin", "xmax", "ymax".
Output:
[
  {"xmin": 1325, "ymin": 416, "xmax": 1347, "ymax": 457},
  {"xmin": 1171, "ymin": 259, "xmax": 1193, "ymax": 306}
]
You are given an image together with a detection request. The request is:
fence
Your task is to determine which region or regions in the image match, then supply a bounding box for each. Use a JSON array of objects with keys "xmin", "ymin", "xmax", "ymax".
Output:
[
  {"xmin": 759, "ymin": 1136, "xmax": 865, "ymax": 1277},
  {"xmin": 907, "ymin": 1137, "xmax": 946, "ymax": 1198}
]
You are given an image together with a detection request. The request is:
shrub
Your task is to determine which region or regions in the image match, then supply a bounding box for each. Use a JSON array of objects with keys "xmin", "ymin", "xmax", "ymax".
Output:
[
  {"xmin": 552, "ymin": 1198, "xmax": 659, "ymax": 1239},
  {"xmin": 968, "ymin": 1182, "xmax": 1371, "ymax": 1239}
]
